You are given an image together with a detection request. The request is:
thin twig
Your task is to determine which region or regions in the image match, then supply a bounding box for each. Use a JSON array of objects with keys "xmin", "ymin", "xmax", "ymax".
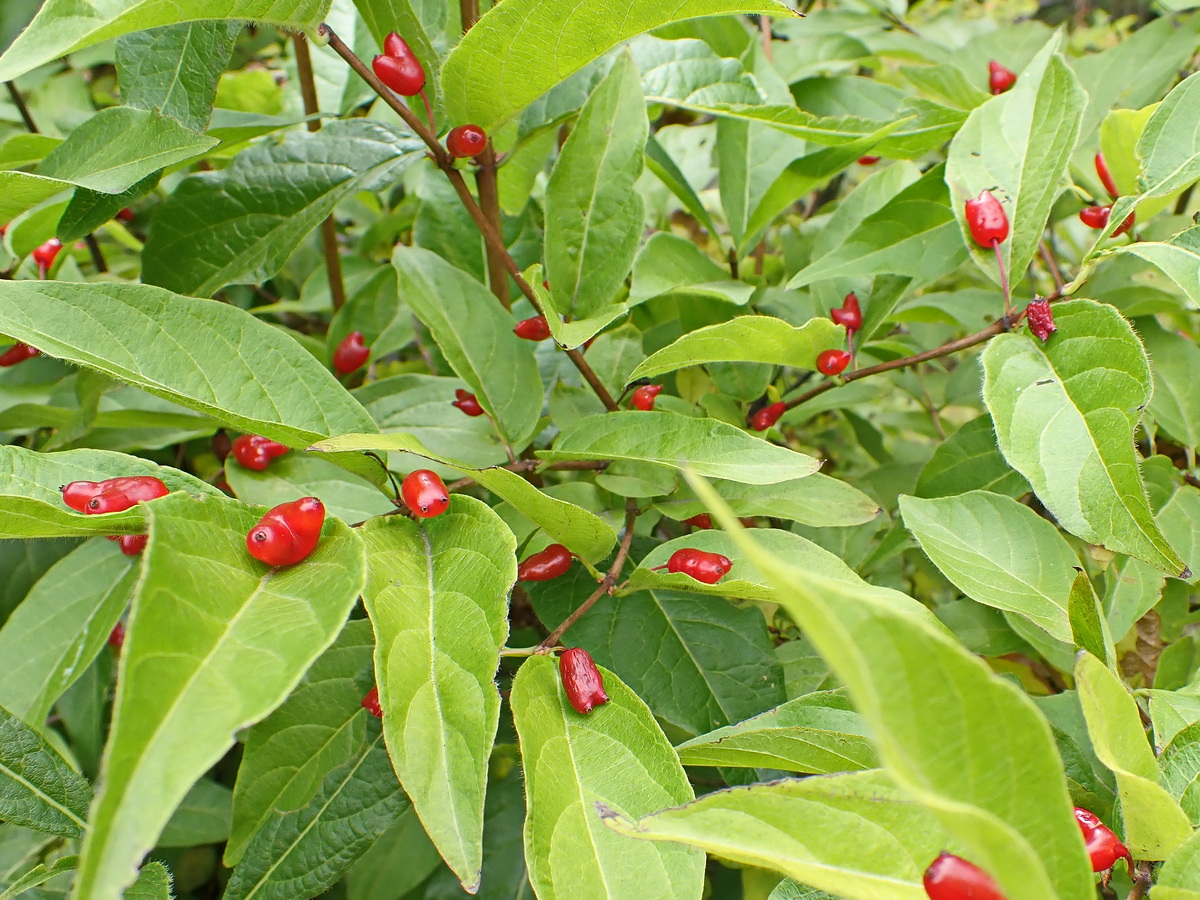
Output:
[
  {"xmin": 475, "ymin": 144, "xmax": 511, "ymax": 308},
  {"xmin": 84, "ymin": 234, "xmax": 108, "ymax": 273},
  {"xmin": 320, "ymin": 23, "xmax": 619, "ymax": 410},
  {"xmin": 537, "ymin": 499, "xmax": 639, "ymax": 652},
  {"xmin": 784, "ymin": 288, "xmax": 1064, "ymax": 411},
  {"xmin": 447, "ymin": 458, "xmax": 610, "ymax": 493},
  {"xmin": 1126, "ymin": 862, "xmax": 1152, "ymax": 900},
  {"xmin": 294, "ymin": 34, "xmax": 348, "ymax": 312},
  {"xmin": 1039, "ymin": 240, "xmax": 1065, "ymax": 291},
  {"xmin": 5, "ymin": 81, "xmax": 36, "ymax": 132}
]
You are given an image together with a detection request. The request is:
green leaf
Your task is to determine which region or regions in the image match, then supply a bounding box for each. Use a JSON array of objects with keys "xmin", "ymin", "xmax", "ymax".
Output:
[
  {"xmin": 900, "ymin": 491, "xmax": 1078, "ymax": 642},
  {"xmin": 1141, "ymin": 318, "xmax": 1200, "ymax": 448},
  {"xmin": 1075, "ymin": 651, "xmax": 1193, "ymax": 860},
  {"xmin": 440, "ymin": 0, "xmax": 793, "ymax": 131},
  {"xmin": 143, "ymin": 121, "xmax": 420, "ymax": 297},
  {"xmin": 605, "ymin": 769, "xmax": 945, "ymax": 900},
  {"xmin": 309, "ymin": 431, "xmax": 617, "ymax": 563},
  {"xmin": 1119, "ymin": 227, "xmax": 1200, "ymax": 310},
  {"xmin": 786, "ymin": 164, "xmax": 967, "ymax": 290},
  {"xmin": 0, "ymin": 170, "xmax": 71, "ymax": 224},
  {"xmin": 392, "ymin": 244, "xmax": 542, "ymax": 448},
  {"xmin": 654, "ymin": 472, "xmax": 881, "ymax": 529},
  {"xmin": 1160, "ymin": 722, "xmax": 1200, "ymax": 825},
  {"xmin": 627, "ymin": 316, "xmax": 843, "ymax": 384},
  {"xmin": 675, "ymin": 691, "xmax": 879, "ymax": 774},
  {"xmin": 686, "ymin": 475, "xmax": 1095, "ymax": 900},
  {"xmin": 116, "ymin": 21, "xmax": 238, "ymax": 132},
  {"xmin": 945, "ymin": 35, "xmax": 1085, "ymax": 290},
  {"xmin": 543, "ymin": 52, "xmax": 647, "ymax": 347},
  {"xmin": 226, "ymin": 618, "xmax": 374, "ymax": 865},
  {"xmin": 982, "ymin": 299, "xmax": 1186, "ymax": 576},
  {"xmin": 345, "ymin": 807, "xmax": 442, "ymax": 900},
  {"xmin": 158, "ymin": 778, "xmax": 231, "ymax": 848},
  {"xmin": 57, "ymin": 171, "xmax": 162, "ymax": 244},
  {"xmin": 0, "ymin": 539, "xmax": 134, "ymax": 724},
  {"xmin": 123, "ymin": 862, "xmax": 173, "ymax": 900},
  {"xmin": 360, "ymin": 500, "xmax": 515, "ymax": 893},
  {"xmin": 0, "ymin": 281, "xmax": 378, "ymax": 446},
  {"xmin": 37, "ymin": 108, "xmax": 217, "ymax": 195},
  {"xmin": 528, "ymin": 575, "xmax": 784, "ymax": 737},
  {"xmin": 635, "ymin": 34, "xmax": 760, "ymax": 108},
  {"xmin": 914, "ymin": 416, "xmax": 1030, "ymax": 500},
  {"xmin": 0, "ymin": 0, "xmax": 331, "ymax": 83},
  {"xmin": 0, "ymin": 855, "xmax": 78, "ymax": 900},
  {"xmin": 511, "ymin": 655, "xmax": 705, "ymax": 900},
  {"xmin": 224, "ymin": 723, "xmax": 408, "ymax": 900},
  {"xmin": 1160, "ymin": 485, "xmax": 1200, "ymax": 588},
  {"xmin": 0, "ymin": 704, "xmax": 91, "ymax": 838},
  {"xmin": 630, "ymin": 233, "xmax": 754, "ymax": 306},
  {"xmin": 1156, "ymin": 829, "xmax": 1200, "ymax": 899},
  {"xmin": 541, "ymin": 410, "xmax": 821, "ymax": 485},
  {"xmin": 645, "ymin": 134, "xmax": 719, "ymax": 238},
  {"xmin": 1136, "ymin": 71, "xmax": 1200, "ymax": 200},
  {"xmin": 225, "ymin": 454, "xmax": 394, "ymax": 526},
  {"xmin": 71, "ymin": 492, "xmax": 366, "ymax": 900},
  {"xmin": 1068, "ymin": 571, "xmax": 1115, "ymax": 669}
]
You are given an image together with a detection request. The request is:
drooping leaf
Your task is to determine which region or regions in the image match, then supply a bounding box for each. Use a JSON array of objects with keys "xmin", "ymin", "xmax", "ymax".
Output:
[
  {"xmin": 0, "ymin": 282, "xmax": 378, "ymax": 446},
  {"xmin": 123, "ymin": 862, "xmax": 173, "ymax": 900},
  {"xmin": 1068, "ymin": 571, "xmax": 1115, "ymax": 669},
  {"xmin": 511, "ymin": 655, "xmax": 705, "ymax": 900},
  {"xmin": 981, "ymin": 299, "xmax": 1186, "ymax": 576},
  {"xmin": 359, "ymin": 499, "xmax": 515, "ymax": 893},
  {"xmin": 0, "ymin": 704, "xmax": 91, "ymax": 838},
  {"xmin": 71, "ymin": 492, "xmax": 366, "ymax": 900},
  {"xmin": 654, "ymin": 473, "xmax": 881, "ymax": 529}
]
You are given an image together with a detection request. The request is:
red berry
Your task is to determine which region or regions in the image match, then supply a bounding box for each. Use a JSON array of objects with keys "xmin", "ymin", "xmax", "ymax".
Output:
[
  {"xmin": 513, "ymin": 315, "xmax": 551, "ymax": 341},
  {"xmin": 333, "ymin": 331, "xmax": 370, "ymax": 374},
  {"xmin": 371, "ymin": 53, "xmax": 425, "ymax": 96},
  {"xmin": 988, "ymin": 60, "xmax": 1017, "ymax": 95},
  {"xmin": 749, "ymin": 401, "xmax": 786, "ymax": 432},
  {"xmin": 817, "ymin": 349, "xmax": 851, "ymax": 376},
  {"xmin": 662, "ymin": 548, "xmax": 733, "ymax": 585},
  {"xmin": 108, "ymin": 622, "xmax": 125, "ymax": 650},
  {"xmin": 402, "ymin": 469, "xmax": 449, "ymax": 518},
  {"xmin": 559, "ymin": 647, "xmax": 609, "ymax": 714},
  {"xmin": 232, "ymin": 435, "xmax": 289, "ymax": 471},
  {"xmin": 631, "ymin": 384, "xmax": 663, "ymax": 411},
  {"xmin": 517, "ymin": 544, "xmax": 573, "ymax": 582},
  {"xmin": 452, "ymin": 389, "xmax": 485, "ymax": 417},
  {"xmin": 447, "ymin": 124, "xmax": 488, "ymax": 159},
  {"xmin": 1079, "ymin": 205, "xmax": 1110, "ymax": 229},
  {"xmin": 857, "ymin": 156, "xmax": 880, "ymax": 165},
  {"xmin": 922, "ymin": 853, "xmax": 1007, "ymax": 900},
  {"xmin": 362, "ymin": 686, "xmax": 383, "ymax": 718},
  {"xmin": 683, "ymin": 513, "xmax": 712, "ymax": 530},
  {"xmin": 119, "ymin": 534, "xmax": 148, "ymax": 556},
  {"xmin": 246, "ymin": 497, "xmax": 325, "ymax": 567},
  {"xmin": 84, "ymin": 476, "xmax": 169, "ymax": 515},
  {"xmin": 1074, "ymin": 808, "xmax": 1133, "ymax": 875},
  {"xmin": 965, "ymin": 190, "xmax": 1009, "ymax": 247},
  {"xmin": 1025, "ymin": 299, "xmax": 1056, "ymax": 342},
  {"xmin": 830, "ymin": 292, "xmax": 862, "ymax": 334},
  {"xmin": 1113, "ymin": 210, "xmax": 1135, "ymax": 237},
  {"xmin": 383, "ymin": 32, "xmax": 410, "ymax": 58},
  {"xmin": 116, "ymin": 208, "xmax": 135, "ymax": 223},
  {"xmin": 1095, "ymin": 152, "xmax": 1119, "ymax": 198},
  {"xmin": 0, "ymin": 342, "xmax": 39, "ymax": 367},
  {"xmin": 62, "ymin": 481, "xmax": 103, "ymax": 511},
  {"xmin": 32, "ymin": 238, "xmax": 62, "ymax": 271}
]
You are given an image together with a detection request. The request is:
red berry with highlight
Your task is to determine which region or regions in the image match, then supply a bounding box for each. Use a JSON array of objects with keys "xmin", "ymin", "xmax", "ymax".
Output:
[
  {"xmin": 372, "ymin": 53, "xmax": 425, "ymax": 97},
  {"xmin": 119, "ymin": 534, "xmax": 148, "ymax": 556},
  {"xmin": 631, "ymin": 384, "xmax": 663, "ymax": 411},
  {"xmin": 817, "ymin": 349, "xmax": 851, "ymax": 376},
  {"xmin": 965, "ymin": 190, "xmax": 1009, "ymax": 247},
  {"xmin": 232, "ymin": 435, "xmax": 289, "ymax": 471},
  {"xmin": 517, "ymin": 544, "xmax": 573, "ymax": 582},
  {"xmin": 402, "ymin": 469, "xmax": 449, "ymax": 518},
  {"xmin": 1079, "ymin": 205, "xmax": 1110, "ymax": 229},
  {"xmin": 362, "ymin": 686, "xmax": 383, "ymax": 718},
  {"xmin": 0, "ymin": 342, "xmax": 39, "ymax": 366},
  {"xmin": 447, "ymin": 124, "xmax": 488, "ymax": 159},
  {"xmin": 683, "ymin": 513, "xmax": 712, "ymax": 530},
  {"xmin": 559, "ymin": 647, "xmax": 609, "ymax": 714},
  {"xmin": 32, "ymin": 238, "xmax": 62, "ymax": 271},
  {"xmin": 749, "ymin": 401, "xmax": 786, "ymax": 432},
  {"xmin": 988, "ymin": 60, "xmax": 1016, "ymax": 95},
  {"xmin": 513, "ymin": 315, "xmax": 551, "ymax": 341},
  {"xmin": 246, "ymin": 497, "xmax": 325, "ymax": 567},
  {"xmin": 663, "ymin": 548, "xmax": 733, "ymax": 585},
  {"xmin": 1074, "ymin": 808, "xmax": 1133, "ymax": 875},
  {"xmin": 62, "ymin": 481, "xmax": 103, "ymax": 511},
  {"xmin": 830, "ymin": 292, "xmax": 862, "ymax": 334},
  {"xmin": 116, "ymin": 208, "xmax": 135, "ymax": 223},
  {"xmin": 84, "ymin": 476, "xmax": 169, "ymax": 515},
  {"xmin": 333, "ymin": 331, "xmax": 369, "ymax": 374},
  {"xmin": 452, "ymin": 389, "xmax": 485, "ymax": 417},
  {"xmin": 1095, "ymin": 152, "xmax": 1119, "ymax": 198},
  {"xmin": 922, "ymin": 852, "xmax": 1007, "ymax": 900}
]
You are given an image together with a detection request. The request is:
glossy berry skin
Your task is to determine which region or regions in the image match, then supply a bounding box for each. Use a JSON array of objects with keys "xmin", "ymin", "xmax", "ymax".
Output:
[
  {"xmin": 0, "ymin": 342, "xmax": 39, "ymax": 367},
  {"xmin": 116, "ymin": 207, "xmax": 136, "ymax": 223},
  {"xmin": 372, "ymin": 52, "xmax": 425, "ymax": 96},
  {"xmin": 817, "ymin": 349, "xmax": 852, "ymax": 376},
  {"xmin": 32, "ymin": 238, "xmax": 63, "ymax": 271},
  {"xmin": 452, "ymin": 389, "xmax": 485, "ymax": 417},
  {"xmin": 749, "ymin": 401, "xmax": 786, "ymax": 432},
  {"xmin": 108, "ymin": 622, "xmax": 125, "ymax": 650},
  {"xmin": 965, "ymin": 190, "xmax": 1009, "ymax": 247},
  {"xmin": 447, "ymin": 124, "xmax": 488, "ymax": 159},
  {"xmin": 62, "ymin": 481, "xmax": 104, "ymax": 511},
  {"xmin": 683, "ymin": 513, "xmax": 713, "ymax": 530},
  {"xmin": 665, "ymin": 548, "xmax": 733, "ymax": 585},
  {"xmin": 1095, "ymin": 152, "xmax": 1119, "ymax": 198},
  {"xmin": 830, "ymin": 293, "xmax": 862, "ymax": 334},
  {"xmin": 1026, "ymin": 299, "xmax": 1056, "ymax": 342},
  {"xmin": 246, "ymin": 497, "xmax": 325, "ymax": 567},
  {"xmin": 362, "ymin": 686, "xmax": 383, "ymax": 718},
  {"xmin": 922, "ymin": 853, "xmax": 1007, "ymax": 900},
  {"xmin": 517, "ymin": 544, "xmax": 573, "ymax": 582},
  {"xmin": 513, "ymin": 315, "xmax": 551, "ymax": 341},
  {"xmin": 1079, "ymin": 205, "xmax": 1110, "ymax": 229},
  {"xmin": 631, "ymin": 384, "xmax": 663, "ymax": 411},
  {"xmin": 559, "ymin": 647, "xmax": 610, "ymax": 714},
  {"xmin": 857, "ymin": 155, "xmax": 880, "ymax": 165},
  {"xmin": 119, "ymin": 534, "xmax": 149, "ymax": 556},
  {"xmin": 988, "ymin": 60, "xmax": 1017, "ymax": 95},
  {"xmin": 402, "ymin": 469, "xmax": 450, "ymax": 518},
  {"xmin": 232, "ymin": 434, "xmax": 289, "ymax": 471},
  {"xmin": 1074, "ymin": 808, "xmax": 1132, "ymax": 874},
  {"xmin": 81, "ymin": 476, "xmax": 169, "ymax": 515},
  {"xmin": 333, "ymin": 331, "xmax": 370, "ymax": 374}
]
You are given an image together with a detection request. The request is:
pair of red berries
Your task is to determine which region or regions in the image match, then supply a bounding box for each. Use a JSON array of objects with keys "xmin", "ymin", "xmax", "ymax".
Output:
[
  {"xmin": 514, "ymin": 315, "xmax": 551, "ymax": 341},
  {"xmin": 1080, "ymin": 152, "xmax": 1133, "ymax": 235},
  {"xmin": 232, "ymin": 434, "xmax": 289, "ymax": 471},
  {"xmin": 560, "ymin": 647, "xmax": 609, "ymax": 714},
  {"xmin": 631, "ymin": 384, "xmax": 662, "ymax": 411},
  {"xmin": 246, "ymin": 496, "xmax": 326, "ymax": 567},
  {"xmin": 62, "ymin": 475, "xmax": 169, "ymax": 516},
  {"xmin": 452, "ymin": 389, "xmax": 484, "ymax": 417},
  {"xmin": 830, "ymin": 292, "xmax": 862, "ymax": 336},
  {"xmin": 652, "ymin": 548, "xmax": 732, "ymax": 585},
  {"xmin": 0, "ymin": 342, "xmax": 39, "ymax": 367},
  {"xmin": 333, "ymin": 331, "xmax": 369, "ymax": 375},
  {"xmin": 517, "ymin": 544, "xmax": 574, "ymax": 581},
  {"xmin": 372, "ymin": 33, "xmax": 425, "ymax": 97}
]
